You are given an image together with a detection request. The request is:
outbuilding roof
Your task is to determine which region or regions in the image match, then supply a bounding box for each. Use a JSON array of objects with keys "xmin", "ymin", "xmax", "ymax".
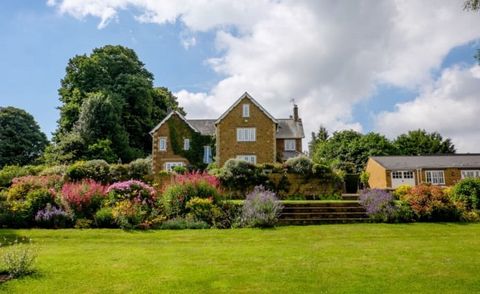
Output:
[
  {"xmin": 276, "ymin": 119, "xmax": 304, "ymax": 139},
  {"xmin": 371, "ymin": 154, "xmax": 480, "ymax": 170}
]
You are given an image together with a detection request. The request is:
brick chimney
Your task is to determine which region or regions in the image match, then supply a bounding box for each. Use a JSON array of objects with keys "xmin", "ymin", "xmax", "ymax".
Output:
[{"xmin": 293, "ymin": 104, "xmax": 299, "ymax": 121}]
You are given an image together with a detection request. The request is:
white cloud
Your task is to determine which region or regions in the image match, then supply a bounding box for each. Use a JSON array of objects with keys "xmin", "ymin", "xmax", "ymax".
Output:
[
  {"xmin": 375, "ymin": 65, "xmax": 480, "ymax": 152},
  {"xmin": 48, "ymin": 0, "xmax": 480, "ymax": 150}
]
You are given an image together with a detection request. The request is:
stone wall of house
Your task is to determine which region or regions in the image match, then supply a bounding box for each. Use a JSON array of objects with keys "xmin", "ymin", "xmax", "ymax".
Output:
[
  {"xmin": 216, "ymin": 96, "xmax": 276, "ymax": 167},
  {"xmin": 151, "ymin": 113, "xmax": 190, "ymax": 174},
  {"xmin": 365, "ymin": 158, "xmax": 388, "ymax": 189}
]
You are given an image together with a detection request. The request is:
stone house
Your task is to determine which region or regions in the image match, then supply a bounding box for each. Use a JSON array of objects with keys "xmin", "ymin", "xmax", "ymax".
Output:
[
  {"xmin": 365, "ymin": 154, "xmax": 480, "ymax": 189},
  {"xmin": 150, "ymin": 92, "xmax": 304, "ymax": 173}
]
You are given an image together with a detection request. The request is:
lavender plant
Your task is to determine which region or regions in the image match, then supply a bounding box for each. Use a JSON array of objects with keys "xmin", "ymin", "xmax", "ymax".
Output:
[
  {"xmin": 242, "ymin": 186, "xmax": 283, "ymax": 228},
  {"xmin": 359, "ymin": 189, "xmax": 398, "ymax": 222},
  {"xmin": 35, "ymin": 204, "xmax": 72, "ymax": 228}
]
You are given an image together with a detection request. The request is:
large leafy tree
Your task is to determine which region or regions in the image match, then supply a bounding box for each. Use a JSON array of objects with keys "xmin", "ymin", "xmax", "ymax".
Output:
[
  {"xmin": 51, "ymin": 45, "xmax": 179, "ymax": 163},
  {"xmin": 0, "ymin": 107, "xmax": 48, "ymax": 167},
  {"xmin": 393, "ymin": 129, "xmax": 455, "ymax": 155},
  {"xmin": 308, "ymin": 125, "xmax": 328, "ymax": 155},
  {"xmin": 312, "ymin": 130, "xmax": 397, "ymax": 173},
  {"xmin": 464, "ymin": 0, "xmax": 480, "ymax": 11}
]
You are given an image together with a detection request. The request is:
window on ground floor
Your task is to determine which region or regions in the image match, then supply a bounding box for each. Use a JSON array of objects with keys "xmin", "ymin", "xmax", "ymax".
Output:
[
  {"xmin": 165, "ymin": 162, "xmax": 184, "ymax": 172},
  {"xmin": 284, "ymin": 139, "xmax": 296, "ymax": 151},
  {"xmin": 461, "ymin": 170, "xmax": 480, "ymax": 179},
  {"xmin": 236, "ymin": 155, "xmax": 257, "ymax": 164},
  {"xmin": 425, "ymin": 170, "xmax": 445, "ymax": 185}
]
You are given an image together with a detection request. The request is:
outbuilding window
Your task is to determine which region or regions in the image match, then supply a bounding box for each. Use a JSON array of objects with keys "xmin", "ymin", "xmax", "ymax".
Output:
[
  {"xmin": 284, "ymin": 140, "xmax": 296, "ymax": 151},
  {"xmin": 425, "ymin": 170, "xmax": 445, "ymax": 185}
]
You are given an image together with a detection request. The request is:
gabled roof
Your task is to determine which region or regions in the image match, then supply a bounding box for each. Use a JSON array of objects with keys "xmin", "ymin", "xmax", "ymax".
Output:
[
  {"xmin": 187, "ymin": 119, "xmax": 216, "ymax": 136},
  {"xmin": 370, "ymin": 154, "xmax": 480, "ymax": 170},
  {"xmin": 149, "ymin": 110, "xmax": 199, "ymax": 135},
  {"xmin": 215, "ymin": 92, "xmax": 278, "ymax": 125},
  {"xmin": 277, "ymin": 119, "xmax": 304, "ymax": 139}
]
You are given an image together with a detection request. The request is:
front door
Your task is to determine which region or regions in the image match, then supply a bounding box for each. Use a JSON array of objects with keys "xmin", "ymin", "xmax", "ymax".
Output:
[{"xmin": 391, "ymin": 170, "xmax": 415, "ymax": 188}]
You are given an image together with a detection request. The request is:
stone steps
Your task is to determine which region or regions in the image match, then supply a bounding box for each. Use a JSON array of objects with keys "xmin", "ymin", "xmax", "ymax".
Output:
[{"xmin": 279, "ymin": 201, "xmax": 369, "ymax": 225}]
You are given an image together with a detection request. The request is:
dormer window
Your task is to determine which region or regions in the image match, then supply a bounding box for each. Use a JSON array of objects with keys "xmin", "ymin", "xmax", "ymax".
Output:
[{"xmin": 242, "ymin": 104, "xmax": 250, "ymax": 118}]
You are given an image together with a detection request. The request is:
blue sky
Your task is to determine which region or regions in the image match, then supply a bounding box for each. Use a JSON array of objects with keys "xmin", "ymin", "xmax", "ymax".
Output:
[{"xmin": 1, "ymin": 1, "xmax": 480, "ymax": 151}]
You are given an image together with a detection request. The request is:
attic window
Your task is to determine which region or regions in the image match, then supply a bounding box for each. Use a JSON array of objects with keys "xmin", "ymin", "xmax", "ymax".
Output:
[{"xmin": 242, "ymin": 104, "xmax": 250, "ymax": 118}]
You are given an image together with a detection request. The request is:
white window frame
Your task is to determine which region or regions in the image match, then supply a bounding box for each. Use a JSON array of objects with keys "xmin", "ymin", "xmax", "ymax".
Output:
[
  {"xmin": 158, "ymin": 137, "xmax": 167, "ymax": 151},
  {"xmin": 203, "ymin": 146, "xmax": 212, "ymax": 164},
  {"xmin": 242, "ymin": 104, "xmax": 250, "ymax": 118},
  {"xmin": 284, "ymin": 139, "xmax": 296, "ymax": 151},
  {"xmin": 236, "ymin": 128, "xmax": 256, "ymax": 142},
  {"xmin": 461, "ymin": 170, "xmax": 480, "ymax": 179},
  {"xmin": 392, "ymin": 171, "xmax": 403, "ymax": 179},
  {"xmin": 236, "ymin": 155, "xmax": 257, "ymax": 164},
  {"xmin": 165, "ymin": 162, "xmax": 184, "ymax": 172},
  {"xmin": 425, "ymin": 170, "xmax": 445, "ymax": 185},
  {"xmin": 183, "ymin": 138, "xmax": 190, "ymax": 151},
  {"xmin": 403, "ymin": 171, "xmax": 414, "ymax": 179}
]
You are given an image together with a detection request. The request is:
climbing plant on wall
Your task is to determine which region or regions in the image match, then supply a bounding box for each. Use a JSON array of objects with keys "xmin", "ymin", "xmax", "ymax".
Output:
[{"xmin": 167, "ymin": 116, "xmax": 214, "ymax": 169}]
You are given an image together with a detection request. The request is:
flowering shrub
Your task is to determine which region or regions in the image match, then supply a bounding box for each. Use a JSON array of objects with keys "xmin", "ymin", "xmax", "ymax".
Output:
[
  {"xmin": 401, "ymin": 184, "xmax": 459, "ymax": 221},
  {"xmin": 107, "ymin": 180, "xmax": 156, "ymax": 205},
  {"xmin": 186, "ymin": 197, "xmax": 218, "ymax": 225},
  {"xmin": 111, "ymin": 200, "xmax": 146, "ymax": 229},
  {"xmin": 175, "ymin": 171, "xmax": 220, "ymax": 189},
  {"xmin": 7, "ymin": 175, "xmax": 62, "ymax": 201},
  {"xmin": 35, "ymin": 204, "xmax": 72, "ymax": 228},
  {"xmin": 162, "ymin": 180, "xmax": 220, "ymax": 218},
  {"xmin": 105, "ymin": 180, "xmax": 157, "ymax": 229},
  {"xmin": 60, "ymin": 180, "xmax": 107, "ymax": 218},
  {"xmin": 359, "ymin": 189, "xmax": 403, "ymax": 222},
  {"xmin": 241, "ymin": 186, "xmax": 283, "ymax": 228},
  {"xmin": 451, "ymin": 178, "xmax": 480, "ymax": 210}
]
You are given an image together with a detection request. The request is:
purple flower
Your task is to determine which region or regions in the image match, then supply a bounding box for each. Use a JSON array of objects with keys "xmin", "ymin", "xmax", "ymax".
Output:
[{"xmin": 359, "ymin": 189, "xmax": 397, "ymax": 221}]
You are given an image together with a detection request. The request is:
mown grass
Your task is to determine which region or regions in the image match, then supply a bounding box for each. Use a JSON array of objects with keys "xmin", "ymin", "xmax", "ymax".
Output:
[{"xmin": 1, "ymin": 224, "xmax": 479, "ymax": 293}]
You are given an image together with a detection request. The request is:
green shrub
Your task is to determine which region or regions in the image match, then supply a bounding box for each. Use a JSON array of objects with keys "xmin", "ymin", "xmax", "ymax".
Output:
[
  {"xmin": 1, "ymin": 239, "xmax": 36, "ymax": 278},
  {"xmin": 74, "ymin": 218, "xmax": 93, "ymax": 229},
  {"xmin": 186, "ymin": 197, "xmax": 216, "ymax": 225},
  {"xmin": 0, "ymin": 165, "xmax": 36, "ymax": 187},
  {"xmin": 451, "ymin": 178, "xmax": 480, "ymax": 210},
  {"xmin": 94, "ymin": 207, "xmax": 116, "ymax": 228},
  {"xmin": 157, "ymin": 218, "xmax": 209, "ymax": 230},
  {"xmin": 312, "ymin": 163, "xmax": 333, "ymax": 179},
  {"xmin": 127, "ymin": 157, "xmax": 152, "ymax": 180},
  {"xmin": 218, "ymin": 159, "xmax": 266, "ymax": 193},
  {"xmin": 66, "ymin": 160, "xmax": 111, "ymax": 183},
  {"xmin": 109, "ymin": 164, "xmax": 129, "ymax": 182},
  {"xmin": 285, "ymin": 156, "xmax": 313, "ymax": 176},
  {"xmin": 393, "ymin": 185, "xmax": 412, "ymax": 200},
  {"xmin": 38, "ymin": 165, "xmax": 67, "ymax": 177},
  {"xmin": 172, "ymin": 165, "xmax": 187, "ymax": 174},
  {"xmin": 212, "ymin": 202, "xmax": 242, "ymax": 229}
]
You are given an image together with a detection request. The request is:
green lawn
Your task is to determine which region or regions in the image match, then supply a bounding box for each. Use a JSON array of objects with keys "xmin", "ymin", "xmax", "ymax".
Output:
[{"xmin": 1, "ymin": 224, "xmax": 480, "ymax": 293}]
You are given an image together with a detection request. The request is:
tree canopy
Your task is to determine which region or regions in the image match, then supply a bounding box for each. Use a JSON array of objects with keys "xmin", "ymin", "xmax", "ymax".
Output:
[
  {"xmin": 312, "ymin": 130, "xmax": 397, "ymax": 173},
  {"xmin": 393, "ymin": 129, "xmax": 455, "ymax": 155},
  {"xmin": 310, "ymin": 128, "xmax": 455, "ymax": 173},
  {"xmin": 49, "ymin": 45, "xmax": 180, "ymax": 163},
  {"xmin": 0, "ymin": 107, "xmax": 48, "ymax": 167}
]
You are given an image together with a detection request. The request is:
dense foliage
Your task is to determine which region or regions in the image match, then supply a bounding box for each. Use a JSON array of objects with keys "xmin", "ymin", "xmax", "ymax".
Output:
[
  {"xmin": 451, "ymin": 178, "xmax": 480, "ymax": 210},
  {"xmin": 49, "ymin": 45, "xmax": 181, "ymax": 163},
  {"xmin": 359, "ymin": 189, "xmax": 413, "ymax": 222},
  {"xmin": 310, "ymin": 128, "xmax": 455, "ymax": 173},
  {"xmin": 400, "ymin": 184, "xmax": 459, "ymax": 221},
  {"xmin": 393, "ymin": 129, "xmax": 455, "ymax": 155},
  {"xmin": 0, "ymin": 107, "xmax": 48, "ymax": 168}
]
